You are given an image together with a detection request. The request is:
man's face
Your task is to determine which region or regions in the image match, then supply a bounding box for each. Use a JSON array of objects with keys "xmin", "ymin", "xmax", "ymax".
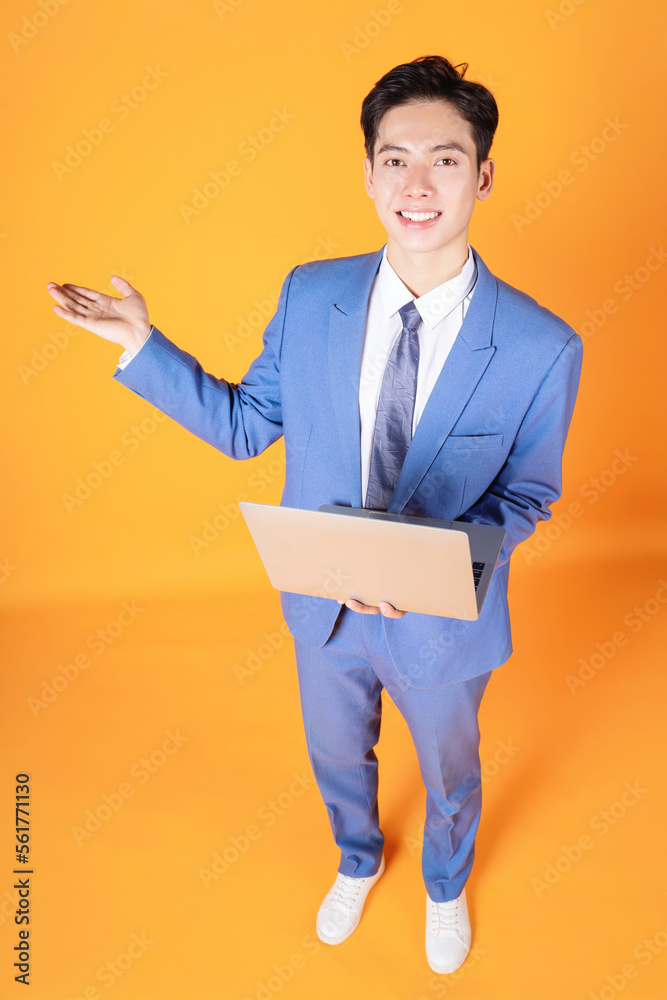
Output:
[{"xmin": 362, "ymin": 99, "xmax": 494, "ymax": 256}]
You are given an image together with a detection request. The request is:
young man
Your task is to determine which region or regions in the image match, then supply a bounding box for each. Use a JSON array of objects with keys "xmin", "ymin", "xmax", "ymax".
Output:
[{"xmin": 46, "ymin": 56, "xmax": 583, "ymax": 975}]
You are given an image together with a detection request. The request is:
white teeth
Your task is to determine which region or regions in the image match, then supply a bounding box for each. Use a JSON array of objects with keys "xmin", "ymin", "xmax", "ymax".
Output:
[{"xmin": 400, "ymin": 211, "xmax": 441, "ymax": 221}]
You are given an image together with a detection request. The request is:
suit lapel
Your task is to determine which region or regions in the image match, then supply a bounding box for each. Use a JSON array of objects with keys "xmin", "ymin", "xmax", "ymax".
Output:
[
  {"xmin": 389, "ymin": 249, "xmax": 499, "ymax": 512},
  {"xmin": 326, "ymin": 244, "xmax": 498, "ymax": 512}
]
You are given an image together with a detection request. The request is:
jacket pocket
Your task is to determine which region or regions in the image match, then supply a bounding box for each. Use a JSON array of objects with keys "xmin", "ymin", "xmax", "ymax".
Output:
[{"xmin": 442, "ymin": 433, "xmax": 504, "ymax": 450}]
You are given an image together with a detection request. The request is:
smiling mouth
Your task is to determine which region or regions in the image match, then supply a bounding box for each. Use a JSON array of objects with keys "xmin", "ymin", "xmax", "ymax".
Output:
[{"xmin": 397, "ymin": 210, "xmax": 442, "ymax": 221}]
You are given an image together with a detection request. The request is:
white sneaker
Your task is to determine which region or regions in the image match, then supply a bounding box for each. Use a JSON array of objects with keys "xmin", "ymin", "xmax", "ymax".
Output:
[
  {"xmin": 316, "ymin": 855, "xmax": 386, "ymax": 945},
  {"xmin": 425, "ymin": 887, "xmax": 471, "ymax": 974}
]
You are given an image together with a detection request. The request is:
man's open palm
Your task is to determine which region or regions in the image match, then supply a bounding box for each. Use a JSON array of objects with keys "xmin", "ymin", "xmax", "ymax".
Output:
[{"xmin": 46, "ymin": 276, "xmax": 150, "ymax": 348}]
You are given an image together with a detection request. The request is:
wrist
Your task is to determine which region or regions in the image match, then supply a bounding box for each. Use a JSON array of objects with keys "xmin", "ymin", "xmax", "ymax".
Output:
[{"xmin": 123, "ymin": 323, "xmax": 151, "ymax": 355}]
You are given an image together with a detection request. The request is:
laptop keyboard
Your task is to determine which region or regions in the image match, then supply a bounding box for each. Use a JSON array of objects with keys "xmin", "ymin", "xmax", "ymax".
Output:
[{"xmin": 472, "ymin": 562, "xmax": 485, "ymax": 591}]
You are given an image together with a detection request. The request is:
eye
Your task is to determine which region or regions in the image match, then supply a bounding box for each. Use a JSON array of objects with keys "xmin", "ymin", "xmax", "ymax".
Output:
[
  {"xmin": 384, "ymin": 158, "xmax": 404, "ymax": 166},
  {"xmin": 437, "ymin": 158, "xmax": 457, "ymax": 166}
]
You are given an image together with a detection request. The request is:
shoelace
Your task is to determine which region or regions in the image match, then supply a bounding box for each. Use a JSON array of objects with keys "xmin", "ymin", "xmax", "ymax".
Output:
[
  {"xmin": 327, "ymin": 874, "xmax": 365, "ymax": 910},
  {"xmin": 429, "ymin": 897, "xmax": 461, "ymax": 934}
]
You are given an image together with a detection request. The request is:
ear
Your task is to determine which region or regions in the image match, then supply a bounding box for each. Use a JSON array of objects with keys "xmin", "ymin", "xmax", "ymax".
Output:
[
  {"xmin": 476, "ymin": 158, "xmax": 495, "ymax": 201},
  {"xmin": 362, "ymin": 156, "xmax": 375, "ymax": 199}
]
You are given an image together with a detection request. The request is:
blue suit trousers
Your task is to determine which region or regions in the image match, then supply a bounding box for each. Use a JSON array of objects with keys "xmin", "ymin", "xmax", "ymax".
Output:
[{"xmin": 293, "ymin": 604, "xmax": 493, "ymax": 902}]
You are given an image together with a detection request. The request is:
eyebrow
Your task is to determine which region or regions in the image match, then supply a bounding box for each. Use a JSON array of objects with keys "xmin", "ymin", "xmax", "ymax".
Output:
[{"xmin": 376, "ymin": 142, "xmax": 469, "ymax": 157}]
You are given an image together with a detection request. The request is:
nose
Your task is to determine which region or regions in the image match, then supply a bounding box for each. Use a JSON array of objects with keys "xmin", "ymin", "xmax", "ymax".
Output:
[{"xmin": 402, "ymin": 165, "xmax": 435, "ymax": 199}]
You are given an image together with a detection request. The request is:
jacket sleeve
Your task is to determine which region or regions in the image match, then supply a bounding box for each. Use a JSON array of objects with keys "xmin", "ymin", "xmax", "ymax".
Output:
[
  {"xmin": 458, "ymin": 331, "xmax": 584, "ymax": 569},
  {"xmin": 111, "ymin": 264, "xmax": 299, "ymax": 460}
]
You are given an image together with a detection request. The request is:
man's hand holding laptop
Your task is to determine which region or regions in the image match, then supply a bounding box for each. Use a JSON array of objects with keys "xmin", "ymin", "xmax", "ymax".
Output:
[{"xmin": 337, "ymin": 598, "xmax": 407, "ymax": 618}]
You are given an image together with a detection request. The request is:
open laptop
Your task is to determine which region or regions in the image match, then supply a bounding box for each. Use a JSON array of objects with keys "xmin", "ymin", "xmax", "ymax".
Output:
[{"xmin": 238, "ymin": 501, "xmax": 504, "ymax": 621}]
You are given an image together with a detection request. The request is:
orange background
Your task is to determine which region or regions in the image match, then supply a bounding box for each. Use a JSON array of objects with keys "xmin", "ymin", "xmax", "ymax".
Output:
[{"xmin": 2, "ymin": 1, "xmax": 666, "ymax": 997}]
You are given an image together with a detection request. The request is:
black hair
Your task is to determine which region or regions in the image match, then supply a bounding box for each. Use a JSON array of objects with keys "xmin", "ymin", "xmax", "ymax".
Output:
[{"xmin": 360, "ymin": 55, "xmax": 499, "ymax": 172}]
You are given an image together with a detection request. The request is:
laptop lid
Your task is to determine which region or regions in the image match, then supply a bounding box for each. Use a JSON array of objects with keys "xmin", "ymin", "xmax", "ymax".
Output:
[{"xmin": 239, "ymin": 502, "xmax": 504, "ymax": 620}]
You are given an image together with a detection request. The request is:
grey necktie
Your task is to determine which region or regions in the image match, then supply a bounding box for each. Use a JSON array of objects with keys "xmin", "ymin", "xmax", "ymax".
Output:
[{"xmin": 365, "ymin": 300, "xmax": 422, "ymax": 511}]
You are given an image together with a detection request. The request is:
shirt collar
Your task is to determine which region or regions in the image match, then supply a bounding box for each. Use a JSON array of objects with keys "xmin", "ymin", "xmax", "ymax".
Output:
[{"xmin": 378, "ymin": 243, "xmax": 478, "ymax": 330}]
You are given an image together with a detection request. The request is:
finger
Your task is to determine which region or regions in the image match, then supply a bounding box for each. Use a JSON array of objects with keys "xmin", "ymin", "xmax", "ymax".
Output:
[
  {"xmin": 62, "ymin": 283, "xmax": 102, "ymax": 303},
  {"xmin": 51, "ymin": 304, "xmax": 96, "ymax": 330},
  {"xmin": 379, "ymin": 601, "xmax": 406, "ymax": 618},
  {"xmin": 345, "ymin": 599, "xmax": 380, "ymax": 614},
  {"xmin": 51, "ymin": 300, "xmax": 89, "ymax": 320},
  {"xmin": 48, "ymin": 284, "xmax": 92, "ymax": 311},
  {"xmin": 110, "ymin": 275, "xmax": 137, "ymax": 296},
  {"xmin": 61, "ymin": 285, "xmax": 100, "ymax": 309},
  {"xmin": 46, "ymin": 284, "xmax": 72, "ymax": 303}
]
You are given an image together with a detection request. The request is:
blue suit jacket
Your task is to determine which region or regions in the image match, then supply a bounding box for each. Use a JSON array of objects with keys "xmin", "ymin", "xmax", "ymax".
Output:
[{"xmin": 113, "ymin": 244, "xmax": 583, "ymax": 688}]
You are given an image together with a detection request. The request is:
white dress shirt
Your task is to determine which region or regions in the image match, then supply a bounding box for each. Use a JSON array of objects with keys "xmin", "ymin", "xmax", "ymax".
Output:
[
  {"xmin": 117, "ymin": 337, "xmax": 149, "ymax": 369},
  {"xmin": 116, "ymin": 244, "xmax": 478, "ymax": 506},
  {"xmin": 358, "ymin": 243, "xmax": 477, "ymax": 505}
]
